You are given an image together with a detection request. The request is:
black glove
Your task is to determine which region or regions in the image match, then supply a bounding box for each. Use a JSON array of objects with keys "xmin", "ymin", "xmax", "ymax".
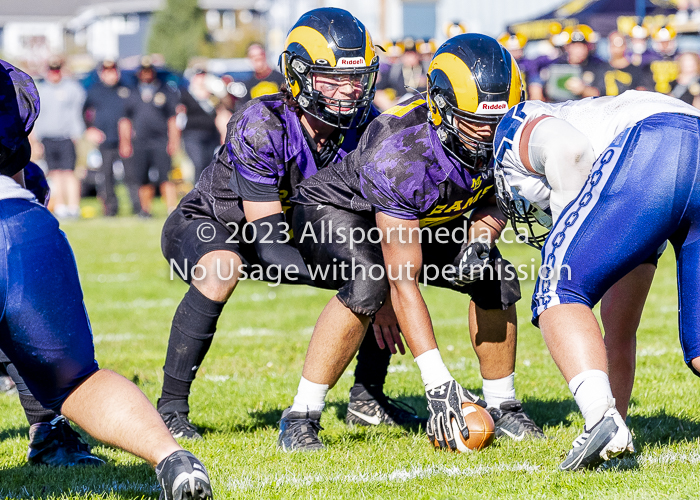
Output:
[
  {"xmin": 426, "ymin": 379, "xmax": 486, "ymax": 451},
  {"xmin": 445, "ymin": 241, "xmax": 491, "ymax": 288}
]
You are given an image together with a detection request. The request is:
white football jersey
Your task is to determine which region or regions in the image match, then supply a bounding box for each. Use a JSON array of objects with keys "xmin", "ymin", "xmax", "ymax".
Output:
[
  {"xmin": 494, "ymin": 90, "xmax": 700, "ymax": 220},
  {"xmin": 496, "ymin": 90, "xmax": 700, "ymax": 177},
  {"xmin": 0, "ymin": 175, "xmax": 36, "ymax": 202}
]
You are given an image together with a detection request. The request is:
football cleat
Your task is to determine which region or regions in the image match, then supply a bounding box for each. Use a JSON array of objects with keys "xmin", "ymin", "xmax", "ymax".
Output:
[
  {"xmin": 27, "ymin": 416, "xmax": 105, "ymax": 467},
  {"xmin": 278, "ymin": 408, "xmax": 325, "ymax": 452},
  {"xmin": 156, "ymin": 450, "xmax": 212, "ymax": 500},
  {"xmin": 346, "ymin": 388, "xmax": 427, "ymax": 428},
  {"xmin": 160, "ymin": 411, "xmax": 202, "ymax": 440},
  {"xmin": 559, "ymin": 406, "xmax": 635, "ymax": 471},
  {"xmin": 487, "ymin": 400, "xmax": 545, "ymax": 440}
]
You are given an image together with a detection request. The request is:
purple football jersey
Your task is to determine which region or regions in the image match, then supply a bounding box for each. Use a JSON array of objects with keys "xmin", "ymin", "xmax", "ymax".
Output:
[
  {"xmin": 179, "ymin": 93, "xmax": 377, "ymax": 227},
  {"xmin": 294, "ymin": 96, "xmax": 494, "ymax": 227}
]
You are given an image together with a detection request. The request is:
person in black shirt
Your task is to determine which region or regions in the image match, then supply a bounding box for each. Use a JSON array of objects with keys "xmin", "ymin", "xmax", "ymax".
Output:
[
  {"xmin": 375, "ymin": 38, "xmax": 428, "ymax": 108},
  {"xmin": 119, "ymin": 57, "xmax": 180, "ymax": 216},
  {"xmin": 541, "ymin": 24, "xmax": 606, "ymax": 102},
  {"xmin": 236, "ymin": 43, "xmax": 285, "ymax": 107},
  {"xmin": 589, "ymin": 31, "xmax": 654, "ymax": 96},
  {"xmin": 84, "ymin": 60, "xmax": 131, "ymax": 216},
  {"xmin": 670, "ymin": 52, "xmax": 700, "ymax": 108},
  {"xmin": 178, "ymin": 69, "xmax": 224, "ymax": 183}
]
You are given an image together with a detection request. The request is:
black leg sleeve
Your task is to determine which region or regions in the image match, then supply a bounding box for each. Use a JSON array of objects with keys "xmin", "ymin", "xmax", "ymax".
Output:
[
  {"xmin": 158, "ymin": 285, "xmax": 226, "ymax": 414},
  {"xmin": 4, "ymin": 362, "xmax": 57, "ymax": 425},
  {"xmin": 351, "ymin": 326, "xmax": 392, "ymax": 399}
]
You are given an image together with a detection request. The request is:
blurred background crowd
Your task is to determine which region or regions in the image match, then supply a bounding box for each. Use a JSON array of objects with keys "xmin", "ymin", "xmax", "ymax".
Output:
[{"xmin": 4, "ymin": 0, "xmax": 700, "ymax": 218}]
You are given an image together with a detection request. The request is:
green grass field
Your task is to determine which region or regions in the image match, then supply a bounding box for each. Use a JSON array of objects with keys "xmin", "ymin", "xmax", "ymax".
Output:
[{"xmin": 1, "ymin": 211, "xmax": 700, "ymax": 499}]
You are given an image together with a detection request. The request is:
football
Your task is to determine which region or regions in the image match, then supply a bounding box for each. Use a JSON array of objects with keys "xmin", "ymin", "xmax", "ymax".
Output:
[{"xmin": 451, "ymin": 402, "xmax": 496, "ymax": 452}]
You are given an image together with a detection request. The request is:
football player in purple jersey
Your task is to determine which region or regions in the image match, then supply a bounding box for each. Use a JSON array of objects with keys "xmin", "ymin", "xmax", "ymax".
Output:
[
  {"xmin": 157, "ymin": 8, "xmax": 424, "ymax": 439},
  {"xmin": 281, "ymin": 34, "xmax": 544, "ymax": 451},
  {"xmin": 0, "ymin": 59, "xmax": 212, "ymax": 499}
]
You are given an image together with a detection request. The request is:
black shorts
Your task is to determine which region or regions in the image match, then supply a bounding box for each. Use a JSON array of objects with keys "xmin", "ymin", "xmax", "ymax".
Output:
[
  {"xmin": 162, "ymin": 208, "xmax": 260, "ymax": 284},
  {"xmin": 293, "ymin": 204, "xmax": 521, "ymax": 317},
  {"xmin": 126, "ymin": 141, "xmax": 171, "ymax": 186},
  {"xmin": 42, "ymin": 138, "xmax": 76, "ymax": 171}
]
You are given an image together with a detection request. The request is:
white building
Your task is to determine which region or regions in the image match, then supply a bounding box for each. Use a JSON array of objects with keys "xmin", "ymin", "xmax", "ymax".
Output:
[{"xmin": 1, "ymin": 0, "xmax": 564, "ymax": 69}]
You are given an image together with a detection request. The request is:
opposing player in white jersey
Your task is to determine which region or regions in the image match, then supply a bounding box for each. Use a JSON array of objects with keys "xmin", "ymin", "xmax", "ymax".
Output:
[{"xmin": 493, "ymin": 90, "xmax": 700, "ymax": 470}]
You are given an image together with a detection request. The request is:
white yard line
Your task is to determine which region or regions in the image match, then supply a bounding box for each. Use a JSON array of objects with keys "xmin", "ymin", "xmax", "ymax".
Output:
[
  {"xmin": 226, "ymin": 463, "xmax": 539, "ymax": 490},
  {"xmin": 227, "ymin": 449, "xmax": 700, "ymax": 491}
]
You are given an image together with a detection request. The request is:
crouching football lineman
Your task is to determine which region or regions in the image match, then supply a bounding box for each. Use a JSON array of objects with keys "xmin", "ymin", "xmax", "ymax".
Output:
[
  {"xmin": 279, "ymin": 34, "xmax": 544, "ymax": 451},
  {"xmin": 157, "ymin": 7, "xmax": 423, "ymax": 439},
  {"xmin": 493, "ymin": 89, "xmax": 700, "ymax": 470},
  {"xmin": 0, "ymin": 163, "xmax": 103, "ymax": 467},
  {"xmin": 0, "ymin": 60, "xmax": 212, "ymax": 499}
]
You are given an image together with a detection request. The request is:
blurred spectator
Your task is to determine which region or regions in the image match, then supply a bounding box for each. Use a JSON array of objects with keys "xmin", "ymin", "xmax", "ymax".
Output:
[
  {"xmin": 83, "ymin": 60, "xmax": 130, "ymax": 216},
  {"xmin": 589, "ymin": 31, "xmax": 654, "ymax": 96},
  {"xmin": 629, "ymin": 25, "xmax": 657, "ymax": 67},
  {"xmin": 119, "ymin": 57, "xmax": 180, "ymax": 216},
  {"xmin": 650, "ymin": 26, "xmax": 679, "ymax": 94},
  {"xmin": 236, "ymin": 43, "xmax": 285, "ymax": 107},
  {"xmin": 541, "ymin": 25, "xmax": 604, "ymax": 101},
  {"xmin": 445, "ymin": 21, "xmax": 468, "ymax": 39},
  {"xmin": 675, "ymin": 0, "xmax": 700, "ymax": 24},
  {"xmin": 498, "ymin": 32, "xmax": 548, "ymax": 101},
  {"xmin": 670, "ymin": 52, "xmax": 700, "ymax": 108},
  {"xmin": 178, "ymin": 68, "xmax": 226, "ymax": 183},
  {"xmin": 33, "ymin": 57, "xmax": 85, "ymax": 219},
  {"xmin": 374, "ymin": 38, "xmax": 427, "ymax": 109},
  {"xmin": 417, "ymin": 39, "xmax": 437, "ymax": 65}
]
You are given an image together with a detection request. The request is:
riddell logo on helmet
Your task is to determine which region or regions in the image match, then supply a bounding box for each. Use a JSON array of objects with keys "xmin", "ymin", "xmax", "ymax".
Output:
[
  {"xmin": 337, "ymin": 57, "xmax": 365, "ymax": 67},
  {"xmin": 477, "ymin": 101, "xmax": 508, "ymax": 114}
]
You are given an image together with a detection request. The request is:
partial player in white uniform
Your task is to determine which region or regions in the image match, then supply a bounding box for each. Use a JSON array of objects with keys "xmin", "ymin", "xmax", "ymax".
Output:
[{"xmin": 493, "ymin": 90, "xmax": 700, "ymax": 470}]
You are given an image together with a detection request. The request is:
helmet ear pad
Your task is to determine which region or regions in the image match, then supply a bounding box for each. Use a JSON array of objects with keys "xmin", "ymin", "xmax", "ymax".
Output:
[{"xmin": 0, "ymin": 138, "xmax": 31, "ymax": 177}]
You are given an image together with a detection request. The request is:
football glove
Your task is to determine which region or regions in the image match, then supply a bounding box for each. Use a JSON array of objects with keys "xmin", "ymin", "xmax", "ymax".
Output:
[
  {"xmin": 445, "ymin": 241, "xmax": 491, "ymax": 288},
  {"xmin": 426, "ymin": 379, "xmax": 487, "ymax": 450}
]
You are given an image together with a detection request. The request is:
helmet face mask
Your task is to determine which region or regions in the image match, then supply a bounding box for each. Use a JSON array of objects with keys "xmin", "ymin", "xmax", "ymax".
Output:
[
  {"xmin": 494, "ymin": 167, "xmax": 552, "ymax": 249},
  {"xmin": 281, "ymin": 8, "xmax": 379, "ymax": 129},
  {"xmin": 433, "ymin": 93, "xmax": 500, "ymax": 171},
  {"xmin": 427, "ymin": 33, "xmax": 523, "ymax": 173}
]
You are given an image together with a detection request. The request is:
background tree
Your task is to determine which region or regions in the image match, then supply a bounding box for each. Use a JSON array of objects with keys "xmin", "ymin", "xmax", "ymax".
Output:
[{"xmin": 148, "ymin": 0, "xmax": 211, "ymax": 72}]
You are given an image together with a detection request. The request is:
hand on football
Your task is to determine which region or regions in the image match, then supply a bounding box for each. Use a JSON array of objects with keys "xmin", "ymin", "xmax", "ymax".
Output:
[
  {"xmin": 445, "ymin": 241, "xmax": 491, "ymax": 288},
  {"xmin": 373, "ymin": 298, "xmax": 405, "ymax": 355},
  {"xmin": 426, "ymin": 380, "xmax": 486, "ymax": 450}
]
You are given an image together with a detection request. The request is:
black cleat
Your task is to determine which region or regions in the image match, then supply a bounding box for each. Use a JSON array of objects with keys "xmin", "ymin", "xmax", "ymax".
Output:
[
  {"xmin": 156, "ymin": 450, "xmax": 213, "ymax": 500},
  {"xmin": 487, "ymin": 400, "xmax": 545, "ymax": 441},
  {"xmin": 27, "ymin": 416, "xmax": 105, "ymax": 467},
  {"xmin": 560, "ymin": 406, "xmax": 634, "ymax": 471},
  {"xmin": 160, "ymin": 411, "xmax": 203, "ymax": 440},
  {"xmin": 346, "ymin": 388, "xmax": 427, "ymax": 428},
  {"xmin": 278, "ymin": 408, "xmax": 324, "ymax": 452}
]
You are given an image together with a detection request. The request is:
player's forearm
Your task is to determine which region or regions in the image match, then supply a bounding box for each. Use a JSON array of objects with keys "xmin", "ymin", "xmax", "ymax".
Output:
[
  {"xmin": 470, "ymin": 203, "xmax": 506, "ymax": 246},
  {"xmin": 376, "ymin": 212, "xmax": 438, "ymax": 355},
  {"xmin": 388, "ymin": 280, "xmax": 438, "ymax": 357}
]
